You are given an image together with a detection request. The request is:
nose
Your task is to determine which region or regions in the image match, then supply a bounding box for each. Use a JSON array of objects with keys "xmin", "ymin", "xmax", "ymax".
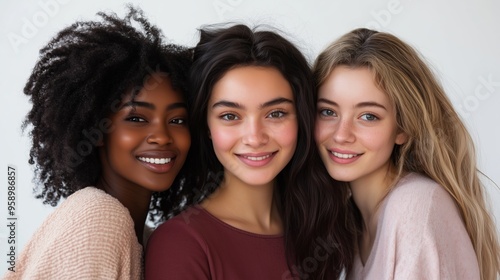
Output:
[
  {"xmin": 147, "ymin": 123, "xmax": 173, "ymax": 145},
  {"xmin": 332, "ymin": 118, "xmax": 355, "ymax": 143},
  {"xmin": 241, "ymin": 118, "xmax": 269, "ymax": 147}
]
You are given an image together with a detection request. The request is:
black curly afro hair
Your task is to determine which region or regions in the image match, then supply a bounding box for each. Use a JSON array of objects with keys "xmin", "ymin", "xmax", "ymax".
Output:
[{"xmin": 23, "ymin": 6, "xmax": 193, "ymax": 222}]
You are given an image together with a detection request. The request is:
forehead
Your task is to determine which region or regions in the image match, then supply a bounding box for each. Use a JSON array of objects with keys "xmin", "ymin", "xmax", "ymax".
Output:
[
  {"xmin": 124, "ymin": 74, "xmax": 185, "ymax": 103},
  {"xmin": 319, "ymin": 66, "xmax": 391, "ymax": 107},
  {"xmin": 209, "ymin": 66, "xmax": 294, "ymax": 105}
]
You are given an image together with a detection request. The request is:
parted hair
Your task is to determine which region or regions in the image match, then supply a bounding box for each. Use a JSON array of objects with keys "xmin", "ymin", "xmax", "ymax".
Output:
[
  {"xmin": 22, "ymin": 6, "xmax": 193, "ymax": 221},
  {"xmin": 314, "ymin": 28, "xmax": 500, "ymax": 280}
]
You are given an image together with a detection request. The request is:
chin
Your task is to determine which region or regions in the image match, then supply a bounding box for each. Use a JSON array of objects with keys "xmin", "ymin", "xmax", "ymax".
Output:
[
  {"xmin": 241, "ymin": 176, "xmax": 275, "ymax": 187},
  {"xmin": 326, "ymin": 170, "xmax": 352, "ymax": 183},
  {"xmin": 145, "ymin": 180, "xmax": 177, "ymax": 192}
]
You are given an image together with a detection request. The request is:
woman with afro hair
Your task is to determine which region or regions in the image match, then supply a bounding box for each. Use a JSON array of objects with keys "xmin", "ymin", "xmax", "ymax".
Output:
[{"xmin": 3, "ymin": 7, "xmax": 192, "ymax": 280}]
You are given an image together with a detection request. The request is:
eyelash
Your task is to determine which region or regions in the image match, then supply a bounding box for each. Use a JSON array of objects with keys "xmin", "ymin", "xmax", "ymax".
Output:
[
  {"xmin": 318, "ymin": 109, "xmax": 379, "ymax": 122},
  {"xmin": 220, "ymin": 113, "xmax": 239, "ymax": 121},
  {"xmin": 267, "ymin": 110, "xmax": 287, "ymax": 119},
  {"xmin": 319, "ymin": 109, "xmax": 336, "ymax": 117},
  {"xmin": 360, "ymin": 113, "xmax": 378, "ymax": 121},
  {"xmin": 170, "ymin": 118, "xmax": 186, "ymax": 125},
  {"xmin": 125, "ymin": 116, "xmax": 146, "ymax": 122},
  {"xmin": 219, "ymin": 110, "xmax": 288, "ymax": 121},
  {"xmin": 125, "ymin": 115, "xmax": 187, "ymax": 125}
]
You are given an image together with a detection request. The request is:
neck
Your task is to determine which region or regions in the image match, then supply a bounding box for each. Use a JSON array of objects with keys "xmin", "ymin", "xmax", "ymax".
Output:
[
  {"xmin": 96, "ymin": 178, "xmax": 152, "ymax": 245},
  {"xmin": 201, "ymin": 175, "xmax": 282, "ymax": 235},
  {"xmin": 350, "ymin": 166, "xmax": 397, "ymax": 235}
]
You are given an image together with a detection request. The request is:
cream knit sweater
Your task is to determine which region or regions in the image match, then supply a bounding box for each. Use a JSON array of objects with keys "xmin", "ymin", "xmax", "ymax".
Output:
[{"xmin": 2, "ymin": 187, "xmax": 143, "ymax": 280}]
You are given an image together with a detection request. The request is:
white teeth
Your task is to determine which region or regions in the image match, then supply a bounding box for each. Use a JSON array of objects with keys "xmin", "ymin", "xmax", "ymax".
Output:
[
  {"xmin": 331, "ymin": 151, "xmax": 358, "ymax": 159},
  {"xmin": 245, "ymin": 154, "xmax": 271, "ymax": 161},
  {"xmin": 138, "ymin": 157, "xmax": 172, "ymax": 164}
]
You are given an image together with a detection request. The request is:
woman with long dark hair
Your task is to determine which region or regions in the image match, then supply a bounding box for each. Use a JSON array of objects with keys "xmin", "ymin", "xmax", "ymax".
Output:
[{"xmin": 146, "ymin": 24, "xmax": 354, "ymax": 279}]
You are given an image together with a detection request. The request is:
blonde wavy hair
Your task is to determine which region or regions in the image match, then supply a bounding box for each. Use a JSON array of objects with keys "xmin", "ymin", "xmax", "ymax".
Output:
[{"xmin": 313, "ymin": 28, "xmax": 500, "ymax": 280}]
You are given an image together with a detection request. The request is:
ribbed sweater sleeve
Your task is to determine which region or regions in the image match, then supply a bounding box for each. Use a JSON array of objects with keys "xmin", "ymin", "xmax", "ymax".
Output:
[{"xmin": 2, "ymin": 187, "xmax": 143, "ymax": 280}]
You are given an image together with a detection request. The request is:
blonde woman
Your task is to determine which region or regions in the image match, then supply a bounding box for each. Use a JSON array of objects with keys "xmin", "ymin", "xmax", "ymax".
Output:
[{"xmin": 314, "ymin": 28, "xmax": 499, "ymax": 280}]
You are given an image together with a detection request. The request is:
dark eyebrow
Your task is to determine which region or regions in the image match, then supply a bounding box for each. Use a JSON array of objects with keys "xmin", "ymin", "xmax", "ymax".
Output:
[
  {"xmin": 212, "ymin": 100, "xmax": 243, "ymax": 109},
  {"xmin": 317, "ymin": 98, "xmax": 387, "ymax": 111},
  {"xmin": 121, "ymin": 101, "xmax": 154, "ymax": 110},
  {"xmin": 120, "ymin": 101, "xmax": 186, "ymax": 111},
  {"xmin": 166, "ymin": 102, "xmax": 187, "ymax": 110},
  {"xmin": 317, "ymin": 98, "xmax": 336, "ymax": 106},
  {"xmin": 261, "ymin": 97, "xmax": 294, "ymax": 108},
  {"xmin": 212, "ymin": 97, "xmax": 294, "ymax": 109}
]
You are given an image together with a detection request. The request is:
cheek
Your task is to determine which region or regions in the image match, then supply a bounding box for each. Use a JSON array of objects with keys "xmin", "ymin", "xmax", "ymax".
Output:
[
  {"xmin": 209, "ymin": 127, "xmax": 236, "ymax": 154},
  {"xmin": 361, "ymin": 127, "xmax": 395, "ymax": 152},
  {"xmin": 107, "ymin": 129, "xmax": 136, "ymax": 152},
  {"xmin": 314, "ymin": 121, "xmax": 331, "ymax": 144},
  {"xmin": 270, "ymin": 120, "xmax": 298, "ymax": 149},
  {"xmin": 174, "ymin": 129, "xmax": 191, "ymax": 151}
]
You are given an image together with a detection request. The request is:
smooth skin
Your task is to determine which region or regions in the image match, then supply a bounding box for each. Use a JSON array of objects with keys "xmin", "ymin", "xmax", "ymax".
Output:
[
  {"xmin": 315, "ymin": 66, "xmax": 407, "ymax": 263},
  {"xmin": 202, "ymin": 66, "xmax": 298, "ymax": 235},
  {"xmin": 97, "ymin": 73, "xmax": 191, "ymax": 243}
]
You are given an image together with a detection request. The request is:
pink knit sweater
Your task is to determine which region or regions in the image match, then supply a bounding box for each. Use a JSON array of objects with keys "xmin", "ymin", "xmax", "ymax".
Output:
[
  {"xmin": 2, "ymin": 187, "xmax": 142, "ymax": 280},
  {"xmin": 348, "ymin": 173, "xmax": 480, "ymax": 280}
]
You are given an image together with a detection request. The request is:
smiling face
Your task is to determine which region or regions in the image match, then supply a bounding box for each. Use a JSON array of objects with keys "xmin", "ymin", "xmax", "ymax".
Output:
[
  {"xmin": 315, "ymin": 66, "xmax": 407, "ymax": 188},
  {"xmin": 99, "ymin": 73, "xmax": 190, "ymax": 193},
  {"xmin": 207, "ymin": 66, "xmax": 298, "ymax": 187}
]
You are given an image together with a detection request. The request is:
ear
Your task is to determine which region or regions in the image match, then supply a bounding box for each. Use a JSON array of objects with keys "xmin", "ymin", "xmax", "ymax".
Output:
[
  {"xmin": 395, "ymin": 131, "xmax": 408, "ymax": 145},
  {"xmin": 208, "ymin": 129, "xmax": 212, "ymax": 139}
]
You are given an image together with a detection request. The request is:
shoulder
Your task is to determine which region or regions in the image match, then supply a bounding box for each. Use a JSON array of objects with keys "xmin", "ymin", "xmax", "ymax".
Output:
[
  {"xmin": 388, "ymin": 173, "xmax": 442, "ymax": 200},
  {"xmin": 34, "ymin": 187, "xmax": 136, "ymax": 245},
  {"xmin": 380, "ymin": 172, "xmax": 469, "ymax": 245},
  {"xmin": 384, "ymin": 173, "xmax": 454, "ymax": 216},
  {"xmin": 376, "ymin": 174, "xmax": 479, "ymax": 279},
  {"xmin": 379, "ymin": 172, "xmax": 465, "ymax": 240},
  {"xmin": 145, "ymin": 206, "xmax": 211, "ymax": 278},
  {"xmin": 63, "ymin": 186, "xmax": 131, "ymax": 216},
  {"xmin": 53, "ymin": 187, "xmax": 135, "ymax": 233},
  {"xmin": 147, "ymin": 206, "xmax": 208, "ymax": 248},
  {"xmin": 12, "ymin": 187, "xmax": 141, "ymax": 278}
]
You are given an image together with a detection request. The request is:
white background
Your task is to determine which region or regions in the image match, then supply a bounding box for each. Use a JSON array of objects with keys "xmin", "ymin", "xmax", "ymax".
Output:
[{"xmin": 1, "ymin": 0, "xmax": 499, "ymax": 273}]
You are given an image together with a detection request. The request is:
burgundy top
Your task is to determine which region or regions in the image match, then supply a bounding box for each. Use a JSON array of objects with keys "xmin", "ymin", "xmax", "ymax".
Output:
[{"xmin": 145, "ymin": 206, "xmax": 293, "ymax": 279}]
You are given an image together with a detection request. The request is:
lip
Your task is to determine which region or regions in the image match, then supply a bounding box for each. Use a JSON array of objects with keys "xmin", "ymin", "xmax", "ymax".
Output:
[
  {"xmin": 136, "ymin": 150, "xmax": 178, "ymax": 174},
  {"xmin": 327, "ymin": 148, "xmax": 362, "ymax": 164},
  {"xmin": 236, "ymin": 151, "xmax": 277, "ymax": 167}
]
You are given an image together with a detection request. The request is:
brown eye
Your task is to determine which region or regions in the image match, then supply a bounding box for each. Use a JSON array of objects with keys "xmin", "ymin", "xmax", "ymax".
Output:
[
  {"xmin": 170, "ymin": 118, "xmax": 186, "ymax": 125},
  {"xmin": 221, "ymin": 114, "xmax": 238, "ymax": 121},
  {"xmin": 267, "ymin": 110, "xmax": 286, "ymax": 118},
  {"xmin": 125, "ymin": 116, "xmax": 146, "ymax": 122}
]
